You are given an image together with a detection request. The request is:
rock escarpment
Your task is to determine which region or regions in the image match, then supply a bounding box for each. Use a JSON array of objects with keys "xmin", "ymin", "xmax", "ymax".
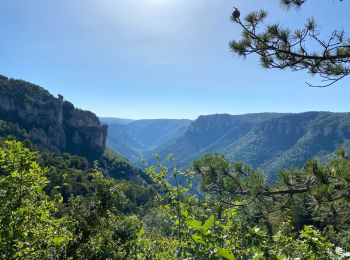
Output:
[{"xmin": 0, "ymin": 75, "xmax": 107, "ymax": 160}]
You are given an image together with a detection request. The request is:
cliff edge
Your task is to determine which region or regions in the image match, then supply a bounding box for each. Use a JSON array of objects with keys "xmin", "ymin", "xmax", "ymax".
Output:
[{"xmin": 0, "ymin": 75, "xmax": 107, "ymax": 160}]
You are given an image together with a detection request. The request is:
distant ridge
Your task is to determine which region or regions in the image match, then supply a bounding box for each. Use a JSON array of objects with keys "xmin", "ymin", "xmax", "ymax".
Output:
[
  {"xmin": 105, "ymin": 112, "xmax": 350, "ymax": 181},
  {"xmin": 100, "ymin": 117, "xmax": 135, "ymax": 125},
  {"xmin": 102, "ymin": 118, "xmax": 192, "ymax": 164}
]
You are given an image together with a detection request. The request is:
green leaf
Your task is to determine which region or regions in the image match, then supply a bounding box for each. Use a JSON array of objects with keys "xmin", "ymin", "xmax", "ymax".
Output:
[
  {"xmin": 217, "ymin": 247, "xmax": 235, "ymax": 260},
  {"xmin": 52, "ymin": 236, "xmax": 66, "ymax": 245},
  {"xmin": 137, "ymin": 226, "xmax": 145, "ymax": 239},
  {"xmin": 191, "ymin": 234, "xmax": 205, "ymax": 244},
  {"xmin": 202, "ymin": 215, "xmax": 215, "ymax": 231},
  {"xmin": 181, "ymin": 210, "xmax": 189, "ymax": 217},
  {"xmin": 186, "ymin": 219, "xmax": 202, "ymax": 230}
]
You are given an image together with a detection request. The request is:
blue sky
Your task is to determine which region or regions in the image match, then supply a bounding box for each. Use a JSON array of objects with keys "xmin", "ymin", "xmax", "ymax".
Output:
[{"xmin": 0, "ymin": 0, "xmax": 349, "ymax": 119}]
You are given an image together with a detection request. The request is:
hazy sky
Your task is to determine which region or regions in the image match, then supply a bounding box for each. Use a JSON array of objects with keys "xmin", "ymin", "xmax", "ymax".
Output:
[{"xmin": 0, "ymin": 0, "xmax": 349, "ymax": 119}]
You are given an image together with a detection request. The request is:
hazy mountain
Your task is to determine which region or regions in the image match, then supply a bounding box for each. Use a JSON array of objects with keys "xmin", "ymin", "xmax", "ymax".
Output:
[
  {"xmin": 102, "ymin": 119, "xmax": 192, "ymax": 164},
  {"xmin": 100, "ymin": 117, "xmax": 135, "ymax": 125}
]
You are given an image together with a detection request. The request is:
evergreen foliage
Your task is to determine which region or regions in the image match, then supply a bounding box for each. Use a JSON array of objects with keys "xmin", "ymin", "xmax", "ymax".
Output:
[{"xmin": 230, "ymin": 1, "xmax": 350, "ymax": 87}]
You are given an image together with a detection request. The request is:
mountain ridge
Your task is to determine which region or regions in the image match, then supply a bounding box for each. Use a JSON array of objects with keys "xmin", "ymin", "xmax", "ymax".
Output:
[{"xmin": 105, "ymin": 112, "xmax": 350, "ymax": 181}]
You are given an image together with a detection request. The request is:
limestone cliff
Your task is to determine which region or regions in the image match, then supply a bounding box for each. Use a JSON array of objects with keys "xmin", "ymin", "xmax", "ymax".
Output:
[{"xmin": 0, "ymin": 75, "xmax": 107, "ymax": 160}]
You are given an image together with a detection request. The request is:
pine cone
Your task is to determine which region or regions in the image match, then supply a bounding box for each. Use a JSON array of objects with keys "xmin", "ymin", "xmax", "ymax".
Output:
[{"xmin": 232, "ymin": 8, "xmax": 240, "ymax": 20}]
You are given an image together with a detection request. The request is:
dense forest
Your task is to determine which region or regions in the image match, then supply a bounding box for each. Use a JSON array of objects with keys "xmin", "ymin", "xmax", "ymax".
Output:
[{"xmin": 1, "ymin": 138, "xmax": 350, "ymax": 259}]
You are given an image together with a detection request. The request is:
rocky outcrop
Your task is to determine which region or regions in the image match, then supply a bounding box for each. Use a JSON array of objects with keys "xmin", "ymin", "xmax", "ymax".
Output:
[{"xmin": 0, "ymin": 75, "xmax": 107, "ymax": 160}]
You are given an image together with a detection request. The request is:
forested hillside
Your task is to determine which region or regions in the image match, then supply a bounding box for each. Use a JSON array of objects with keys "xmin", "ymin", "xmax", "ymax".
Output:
[
  {"xmin": 161, "ymin": 112, "xmax": 350, "ymax": 181},
  {"xmin": 105, "ymin": 112, "xmax": 350, "ymax": 181}
]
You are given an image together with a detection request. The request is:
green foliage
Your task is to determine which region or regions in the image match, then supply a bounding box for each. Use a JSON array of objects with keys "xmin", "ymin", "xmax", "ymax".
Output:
[
  {"xmin": 191, "ymin": 151, "xmax": 350, "ymax": 257},
  {"xmin": 0, "ymin": 139, "xmax": 349, "ymax": 259},
  {"xmin": 138, "ymin": 158, "xmax": 348, "ymax": 259},
  {"xmin": 0, "ymin": 139, "xmax": 154, "ymax": 259},
  {"xmin": 0, "ymin": 120, "xmax": 29, "ymax": 142},
  {"xmin": 100, "ymin": 147, "xmax": 151, "ymax": 183},
  {"xmin": 0, "ymin": 141, "xmax": 72, "ymax": 259},
  {"xmin": 65, "ymin": 172, "xmax": 143, "ymax": 259}
]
